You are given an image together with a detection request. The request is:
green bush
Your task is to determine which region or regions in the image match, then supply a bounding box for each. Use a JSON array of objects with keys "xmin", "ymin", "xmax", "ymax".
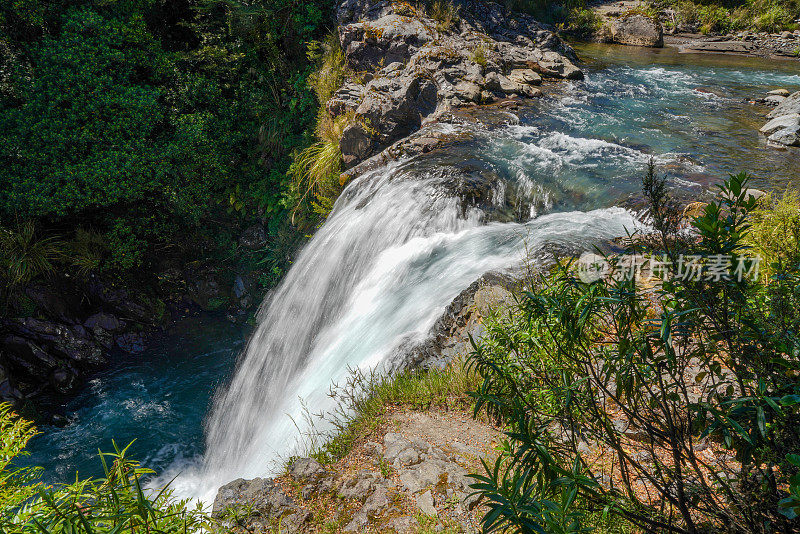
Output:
[
  {"xmin": 467, "ymin": 171, "xmax": 800, "ymax": 533},
  {"xmin": 0, "ymin": 0, "xmax": 332, "ymax": 280},
  {"xmin": 0, "ymin": 404, "xmax": 210, "ymax": 533}
]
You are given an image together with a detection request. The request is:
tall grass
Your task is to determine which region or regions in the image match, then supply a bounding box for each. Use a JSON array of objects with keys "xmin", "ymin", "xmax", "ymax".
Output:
[
  {"xmin": 0, "ymin": 221, "xmax": 62, "ymax": 287},
  {"xmin": 429, "ymin": 0, "xmax": 461, "ymax": 32},
  {"xmin": 291, "ymin": 34, "xmax": 351, "ymax": 221},
  {"xmin": 298, "ymin": 360, "xmax": 481, "ymax": 464}
]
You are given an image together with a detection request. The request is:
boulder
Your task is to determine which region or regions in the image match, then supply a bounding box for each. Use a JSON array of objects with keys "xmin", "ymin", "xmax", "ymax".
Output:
[
  {"xmin": 340, "ymin": 72, "xmax": 437, "ymax": 166},
  {"xmin": 767, "ymin": 88, "xmax": 791, "ymax": 96},
  {"xmin": 212, "ymin": 477, "xmax": 295, "ymax": 519},
  {"xmin": 340, "ymin": 15, "xmax": 434, "ymax": 71},
  {"xmin": 768, "ymin": 124, "xmax": 800, "ymax": 146},
  {"xmin": 507, "ymin": 68, "xmax": 542, "ymax": 86},
  {"xmin": 760, "ymin": 113, "xmax": 800, "ymax": 135},
  {"xmin": 767, "ymin": 91, "xmax": 800, "ymax": 119},
  {"xmin": 764, "ymin": 95, "xmax": 786, "ymax": 106},
  {"xmin": 609, "ymin": 15, "xmax": 664, "ymax": 47}
]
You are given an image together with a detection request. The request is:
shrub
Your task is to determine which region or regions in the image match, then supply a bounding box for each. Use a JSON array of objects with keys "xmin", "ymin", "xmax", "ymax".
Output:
[
  {"xmin": 0, "ymin": 404, "xmax": 211, "ymax": 533},
  {"xmin": 0, "ymin": 220, "xmax": 62, "ymax": 287},
  {"xmin": 429, "ymin": 0, "xmax": 461, "ymax": 32},
  {"xmin": 472, "ymin": 43, "xmax": 488, "ymax": 68},
  {"xmin": 567, "ymin": 7, "xmax": 603, "ymax": 35},
  {"xmin": 467, "ymin": 172, "xmax": 800, "ymax": 533}
]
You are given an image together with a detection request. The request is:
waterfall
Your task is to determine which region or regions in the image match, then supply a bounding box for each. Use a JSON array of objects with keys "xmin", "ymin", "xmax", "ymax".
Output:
[{"xmin": 155, "ymin": 151, "xmax": 642, "ymax": 503}]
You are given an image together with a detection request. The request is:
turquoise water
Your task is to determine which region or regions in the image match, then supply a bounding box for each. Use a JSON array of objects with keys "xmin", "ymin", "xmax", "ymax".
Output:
[
  {"xmin": 24, "ymin": 45, "xmax": 799, "ymax": 486},
  {"xmin": 22, "ymin": 317, "xmax": 248, "ymax": 481}
]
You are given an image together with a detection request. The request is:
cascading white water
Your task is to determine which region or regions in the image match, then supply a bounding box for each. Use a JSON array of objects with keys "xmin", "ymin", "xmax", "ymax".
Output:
[{"xmin": 162, "ymin": 148, "xmax": 643, "ymax": 503}]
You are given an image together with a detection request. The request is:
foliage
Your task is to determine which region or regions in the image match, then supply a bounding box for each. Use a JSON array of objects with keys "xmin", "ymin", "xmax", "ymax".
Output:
[
  {"xmin": 291, "ymin": 35, "xmax": 351, "ymax": 221},
  {"xmin": 0, "ymin": 0, "xmax": 333, "ymax": 285},
  {"xmin": 743, "ymin": 189, "xmax": 800, "ymax": 280},
  {"xmin": 667, "ymin": 0, "xmax": 800, "ymax": 33},
  {"xmin": 566, "ymin": 8, "xmax": 603, "ymax": 35},
  {"xmin": 0, "ymin": 404, "xmax": 211, "ymax": 533},
  {"xmin": 467, "ymin": 172, "xmax": 800, "ymax": 533},
  {"xmin": 0, "ymin": 220, "xmax": 62, "ymax": 287},
  {"xmin": 299, "ymin": 360, "xmax": 481, "ymax": 465},
  {"xmin": 472, "ymin": 43, "xmax": 489, "ymax": 67},
  {"xmin": 429, "ymin": 0, "xmax": 461, "ymax": 32}
]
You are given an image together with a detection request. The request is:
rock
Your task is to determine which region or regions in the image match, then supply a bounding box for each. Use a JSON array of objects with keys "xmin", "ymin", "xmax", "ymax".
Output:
[
  {"xmin": 212, "ymin": 477, "xmax": 295, "ymax": 519},
  {"xmin": 238, "ymin": 224, "xmax": 268, "ymax": 250},
  {"xmin": 760, "ymin": 113, "xmax": 800, "ymax": 135},
  {"xmin": 115, "ymin": 332, "xmax": 146, "ymax": 354},
  {"xmin": 387, "ymin": 515, "xmax": 418, "ymax": 533},
  {"xmin": 343, "ymin": 512, "xmax": 368, "ymax": 531},
  {"xmin": 764, "ymin": 94, "xmax": 787, "ymax": 106},
  {"xmin": 767, "ymin": 88, "xmax": 791, "ymax": 96},
  {"xmin": 767, "ymin": 91, "xmax": 800, "ymax": 119},
  {"xmin": 327, "ymin": 83, "xmax": 366, "ymax": 117},
  {"xmin": 454, "ymin": 80, "xmax": 482, "ymax": 103},
  {"xmin": 340, "ymin": 15, "xmax": 435, "ymax": 71},
  {"xmin": 609, "ymin": 15, "xmax": 664, "ymax": 47},
  {"xmin": 289, "ymin": 457, "xmax": 326, "ymax": 480},
  {"xmin": 339, "ymin": 470, "xmax": 380, "ymax": 499},
  {"xmin": 361, "ymin": 484, "xmax": 390, "ymax": 515},
  {"xmin": 84, "ymin": 312, "xmax": 124, "ymax": 332},
  {"xmin": 416, "ymin": 490, "xmax": 437, "ymax": 517},
  {"xmin": 507, "ymin": 68, "xmax": 542, "ymax": 86},
  {"xmin": 768, "ymin": 124, "xmax": 800, "ymax": 146}
]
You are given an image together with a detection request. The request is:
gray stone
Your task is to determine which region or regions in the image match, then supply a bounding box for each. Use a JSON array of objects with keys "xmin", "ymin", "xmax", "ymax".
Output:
[
  {"xmin": 760, "ymin": 113, "xmax": 800, "ymax": 135},
  {"xmin": 767, "ymin": 91, "xmax": 800, "ymax": 119},
  {"xmin": 768, "ymin": 124, "xmax": 800, "ymax": 146},
  {"xmin": 289, "ymin": 457, "xmax": 326, "ymax": 480},
  {"xmin": 764, "ymin": 94, "xmax": 787, "ymax": 106},
  {"xmin": 609, "ymin": 16, "xmax": 664, "ymax": 47},
  {"xmin": 507, "ymin": 68, "xmax": 542, "ymax": 86},
  {"xmin": 416, "ymin": 490, "xmax": 437, "ymax": 517}
]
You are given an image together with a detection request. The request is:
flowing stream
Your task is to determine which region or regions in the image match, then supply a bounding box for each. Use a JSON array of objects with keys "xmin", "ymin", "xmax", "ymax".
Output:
[{"xmin": 24, "ymin": 45, "xmax": 800, "ymax": 504}]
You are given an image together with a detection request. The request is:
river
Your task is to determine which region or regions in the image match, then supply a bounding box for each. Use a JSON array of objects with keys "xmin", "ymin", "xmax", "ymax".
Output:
[{"xmin": 22, "ymin": 44, "xmax": 800, "ymax": 504}]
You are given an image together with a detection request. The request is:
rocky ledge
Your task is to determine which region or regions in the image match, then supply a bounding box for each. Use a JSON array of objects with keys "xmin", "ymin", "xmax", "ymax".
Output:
[
  {"xmin": 757, "ymin": 89, "xmax": 800, "ymax": 147},
  {"xmin": 212, "ymin": 410, "xmax": 503, "ymax": 533},
  {"xmin": 331, "ymin": 0, "xmax": 583, "ymax": 168}
]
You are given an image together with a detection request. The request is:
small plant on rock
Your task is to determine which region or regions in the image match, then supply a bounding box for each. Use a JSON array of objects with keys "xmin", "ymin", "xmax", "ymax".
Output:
[{"xmin": 429, "ymin": 0, "xmax": 461, "ymax": 32}]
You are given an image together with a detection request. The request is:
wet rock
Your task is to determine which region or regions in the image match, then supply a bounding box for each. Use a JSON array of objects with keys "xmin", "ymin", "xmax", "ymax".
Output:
[
  {"xmin": 115, "ymin": 332, "xmax": 146, "ymax": 354},
  {"xmin": 238, "ymin": 224, "xmax": 268, "ymax": 250},
  {"xmin": 609, "ymin": 15, "xmax": 664, "ymax": 47},
  {"xmin": 768, "ymin": 124, "xmax": 800, "ymax": 146}
]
